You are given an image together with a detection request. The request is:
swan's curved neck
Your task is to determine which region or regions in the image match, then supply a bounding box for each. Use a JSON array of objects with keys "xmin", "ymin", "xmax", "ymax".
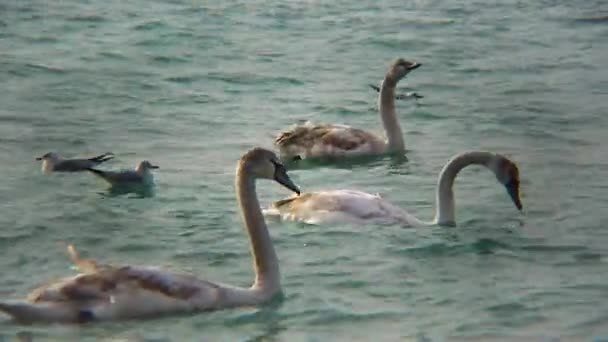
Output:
[
  {"xmin": 235, "ymin": 167, "xmax": 280, "ymax": 296},
  {"xmin": 433, "ymin": 152, "xmax": 493, "ymax": 225},
  {"xmin": 379, "ymin": 76, "xmax": 405, "ymax": 152}
]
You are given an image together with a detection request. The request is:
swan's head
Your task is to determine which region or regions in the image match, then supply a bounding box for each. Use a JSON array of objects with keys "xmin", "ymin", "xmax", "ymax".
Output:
[
  {"xmin": 136, "ymin": 160, "xmax": 159, "ymax": 173},
  {"xmin": 35, "ymin": 152, "xmax": 60, "ymax": 162},
  {"xmin": 491, "ymin": 156, "xmax": 522, "ymax": 211},
  {"xmin": 240, "ymin": 148, "xmax": 301, "ymax": 195},
  {"xmin": 388, "ymin": 58, "xmax": 421, "ymax": 81}
]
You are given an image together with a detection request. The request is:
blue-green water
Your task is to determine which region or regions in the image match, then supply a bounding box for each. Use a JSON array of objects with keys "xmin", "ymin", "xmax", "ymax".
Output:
[{"xmin": 1, "ymin": 0, "xmax": 607, "ymax": 340}]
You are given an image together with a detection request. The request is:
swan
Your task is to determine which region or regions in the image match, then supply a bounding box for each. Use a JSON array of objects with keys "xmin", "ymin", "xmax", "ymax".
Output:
[
  {"xmin": 0, "ymin": 148, "xmax": 300, "ymax": 323},
  {"xmin": 87, "ymin": 160, "xmax": 159, "ymax": 187},
  {"xmin": 265, "ymin": 151, "xmax": 522, "ymax": 226},
  {"xmin": 274, "ymin": 58, "xmax": 421, "ymax": 161},
  {"xmin": 36, "ymin": 152, "xmax": 114, "ymax": 174}
]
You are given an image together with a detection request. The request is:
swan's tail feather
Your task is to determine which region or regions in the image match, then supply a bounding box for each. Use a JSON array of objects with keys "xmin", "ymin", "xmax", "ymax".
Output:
[
  {"xmin": 66, "ymin": 244, "xmax": 100, "ymax": 273},
  {"xmin": 0, "ymin": 301, "xmax": 82, "ymax": 323},
  {"xmin": 88, "ymin": 152, "xmax": 115, "ymax": 163}
]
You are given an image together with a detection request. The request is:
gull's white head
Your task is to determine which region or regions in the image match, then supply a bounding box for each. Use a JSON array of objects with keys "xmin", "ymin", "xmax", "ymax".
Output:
[
  {"xmin": 239, "ymin": 147, "xmax": 301, "ymax": 194},
  {"xmin": 136, "ymin": 160, "xmax": 159, "ymax": 173},
  {"xmin": 387, "ymin": 58, "xmax": 421, "ymax": 82},
  {"xmin": 35, "ymin": 152, "xmax": 61, "ymax": 162},
  {"xmin": 36, "ymin": 152, "xmax": 61, "ymax": 174},
  {"xmin": 489, "ymin": 154, "xmax": 522, "ymax": 211}
]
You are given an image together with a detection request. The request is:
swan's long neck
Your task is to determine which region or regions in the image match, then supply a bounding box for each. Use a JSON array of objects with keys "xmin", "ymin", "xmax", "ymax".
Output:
[
  {"xmin": 379, "ymin": 76, "xmax": 405, "ymax": 152},
  {"xmin": 433, "ymin": 152, "xmax": 493, "ymax": 226},
  {"xmin": 236, "ymin": 167, "xmax": 280, "ymax": 296}
]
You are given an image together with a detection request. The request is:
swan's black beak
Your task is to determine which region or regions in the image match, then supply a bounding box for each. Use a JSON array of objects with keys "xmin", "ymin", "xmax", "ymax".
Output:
[
  {"xmin": 35, "ymin": 156, "xmax": 42, "ymax": 161},
  {"xmin": 274, "ymin": 165, "xmax": 300, "ymax": 195},
  {"xmin": 505, "ymin": 179, "xmax": 522, "ymax": 211},
  {"xmin": 408, "ymin": 62, "xmax": 422, "ymax": 70},
  {"xmin": 150, "ymin": 165, "xmax": 159, "ymax": 169}
]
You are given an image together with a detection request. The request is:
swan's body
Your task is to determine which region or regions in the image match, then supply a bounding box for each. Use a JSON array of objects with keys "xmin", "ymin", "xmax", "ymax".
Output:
[
  {"xmin": 87, "ymin": 160, "xmax": 159, "ymax": 187},
  {"xmin": 275, "ymin": 58, "xmax": 421, "ymax": 161},
  {"xmin": 36, "ymin": 152, "xmax": 114, "ymax": 174},
  {"xmin": 266, "ymin": 151, "xmax": 522, "ymax": 226},
  {"xmin": 0, "ymin": 148, "xmax": 300, "ymax": 323}
]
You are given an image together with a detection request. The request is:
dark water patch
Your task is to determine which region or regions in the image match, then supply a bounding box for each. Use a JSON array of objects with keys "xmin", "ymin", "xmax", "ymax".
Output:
[
  {"xmin": 305, "ymin": 309, "xmax": 400, "ymax": 325},
  {"xmin": 519, "ymin": 244, "xmax": 588, "ymax": 253},
  {"xmin": 98, "ymin": 51, "xmax": 129, "ymax": 61},
  {"xmin": 570, "ymin": 15, "xmax": 608, "ymax": 24},
  {"xmin": 329, "ymin": 279, "xmax": 369, "ymax": 289},
  {"xmin": 23, "ymin": 35, "xmax": 59, "ymax": 43},
  {"xmin": 164, "ymin": 75, "xmax": 204, "ymax": 84},
  {"xmin": 171, "ymin": 250, "xmax": 241, "ymax": 266},
  {"xmin": 66, "ymin": 14, "xmax": 107, "ymax": 23},
  {"xmin": 148, "ymin": 55, "xmax": 190, "ymax": 64},
  {"xmin": 132, "ymin": 20, "xmax": 167, "ymax": 31},
  {"xmin": 206, "ymin": 71, "xmax": 306, "ymax": 86},
  {"xmin": 471, "ymin": 238, "xmax": 512, "ymax": 255},
  {"xmin": 563, "ymin": 283, "xmax": 608, "ymax": 292},
  {"xmin": 169, "ymin": 209, "xmax": 204, "ymax": 219},
  {"xmin": 410, "ymin": 110, "xmax": 443, "ymax": 120},
  {"xmin": 0, "ymin": 232, "xmax": 33, "ymax": 247},
  {"xmin": 112, "ymin": 242, "xmax": 161, "ymax": 253},
  {"xmin": 24, "ymin": 63, "xmax": 68, "ymax": 75}
]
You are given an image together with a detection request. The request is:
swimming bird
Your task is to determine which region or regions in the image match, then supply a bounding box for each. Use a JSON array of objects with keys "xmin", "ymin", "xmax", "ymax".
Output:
[
  {"xmin": 274, "ymin": 58, "xmax": 421, "ymax": 161},
  {"xmin": 368, "ymin": 84, "xmax": 423, "ymax": 100},
  {"xmin": 87, "ymin": 160, "xmax": 159, "ymax": 187},
  {"xmin": 0, "ymin": 148, "xmax": 300, "ymax": 323},
  {"xmin": 36, "ymin": 152, "xmax": 115, "ymax": 174},
  {"xmin": 265, "ymin": 151, "xmax": 522, "ymax": 226}
]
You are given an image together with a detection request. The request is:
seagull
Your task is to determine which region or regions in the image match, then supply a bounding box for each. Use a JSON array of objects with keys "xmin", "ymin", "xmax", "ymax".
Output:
[
  {"xmin": 87, "ymin": 160, "xmax": 159, "ymax": 187},
  {"xmin": 368, "ymin": 84, "xmax": 423, "ymax": 100},
  {"xmin": 36, "ymin": 152, "xmax": 115, "ymax": 174}
]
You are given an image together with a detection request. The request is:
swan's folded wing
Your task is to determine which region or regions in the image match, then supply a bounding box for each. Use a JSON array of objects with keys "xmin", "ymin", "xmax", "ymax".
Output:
[
  {"xmin": 28, "ymin": 266, "xmax": 219, "ymax": 305},
  {"xmin": 272, "ymin": 190, "xmax": 419, "ymax": 225},
  {"xmin": 275, "ymin": 122, "xmax": 382, "ymax": 158}
]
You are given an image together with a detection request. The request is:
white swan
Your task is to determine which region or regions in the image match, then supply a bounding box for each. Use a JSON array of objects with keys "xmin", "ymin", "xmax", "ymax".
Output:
[
  {"xmin": 265, "ymin": 151, "xmax": 522, "ymax": 226},
  {"xmin": 36, "ymin": 152, "xmax": 114, "ymax": 174},
  {"xmin": 0, "ymin": 148, "xmax": 300, "ymax": 323},
  {"xmin": 87, "ymin": 160, "xmax": 159, "ymax": 187},
  {"xmin": 274, "ymin": 58, "xmax": 421, "ymax": 161}
]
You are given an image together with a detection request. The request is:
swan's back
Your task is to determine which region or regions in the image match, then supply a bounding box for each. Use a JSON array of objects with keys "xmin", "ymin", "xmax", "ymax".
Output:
[
  {"xmin": 0, "ymin": 263, "xmax": 224, "ymax": 323},
  {"xmin": 275, "ymin": 122, "xmax": 385, "ymax": 160},
  {"xmin": 267, "ymin": 190, "xmax": 421, "ymax": 225}
]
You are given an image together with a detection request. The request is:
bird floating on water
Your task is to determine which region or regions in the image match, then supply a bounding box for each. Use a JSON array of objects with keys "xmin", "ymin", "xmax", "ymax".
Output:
[
  {"xmin": 87, "ymin": 160, "xmax": 159, "ymax": 187},
  {"xmin": 0, "ymin": 148, "xmax": 300, "ymax": 323},
  {"xmin": 274, "ymin": 58, "xmax": 421, "ymax": 161},
  {"xmin": 36, "ymin": 152, "xmax": 114, "ymax": 174},
  {"xmin": 265, "ymin": 151, "xmax": 522, "ymax": 226},
  {"xmin": 368, "ymin": 84, "xmax": 423, "ymax": 100}
]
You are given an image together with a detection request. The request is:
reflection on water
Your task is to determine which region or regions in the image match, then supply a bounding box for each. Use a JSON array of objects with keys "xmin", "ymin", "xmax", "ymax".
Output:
[{"xmin": 98, "ymin": 184, "xmax": 156, "ymax": 198}]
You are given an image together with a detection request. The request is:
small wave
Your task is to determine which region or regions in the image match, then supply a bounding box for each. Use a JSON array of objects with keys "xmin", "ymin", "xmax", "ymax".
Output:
[{"xmin": 24, "ymin": 62, "xmax": 67, "ymax": 75}]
